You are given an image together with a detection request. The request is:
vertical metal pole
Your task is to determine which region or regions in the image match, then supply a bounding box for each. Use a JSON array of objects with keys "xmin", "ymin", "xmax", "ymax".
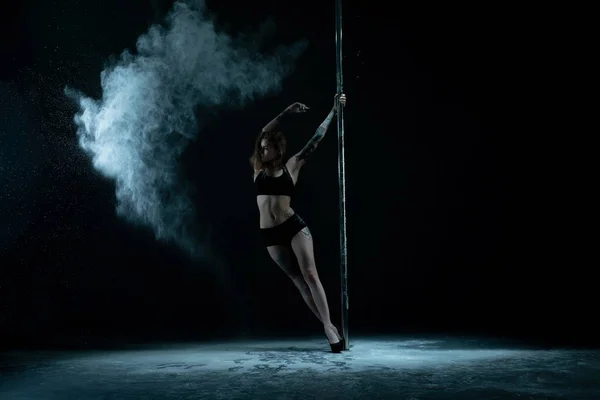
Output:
[{"xmin": 335, "ymin": 0, "xmax": 349, "ymax": 350}]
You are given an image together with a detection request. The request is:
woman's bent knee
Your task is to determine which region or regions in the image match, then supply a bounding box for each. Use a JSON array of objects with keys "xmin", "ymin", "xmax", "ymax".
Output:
[{"xmin": 302, "ymin": 268, "xmax": 319, "ymax": 283}]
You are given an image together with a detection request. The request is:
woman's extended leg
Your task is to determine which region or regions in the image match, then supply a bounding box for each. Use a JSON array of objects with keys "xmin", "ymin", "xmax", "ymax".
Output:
[
  {"xmin": 290, "ymin": 227, "xmax": 342, "ymax": 344},
  {"xmin": 267, "ymin": 245, "xmax": 323, "ymax": 323}
]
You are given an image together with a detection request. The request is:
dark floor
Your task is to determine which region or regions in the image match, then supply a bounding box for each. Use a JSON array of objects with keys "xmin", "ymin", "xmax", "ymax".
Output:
[{"xmin": 1, "ymin": 336, "xmax": 599, "ymax": 399}]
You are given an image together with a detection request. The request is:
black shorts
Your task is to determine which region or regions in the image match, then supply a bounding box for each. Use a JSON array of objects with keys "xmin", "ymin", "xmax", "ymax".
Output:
[{"xmin": 260, "ymin": 213, "xmax": 307, "ymax": 247}]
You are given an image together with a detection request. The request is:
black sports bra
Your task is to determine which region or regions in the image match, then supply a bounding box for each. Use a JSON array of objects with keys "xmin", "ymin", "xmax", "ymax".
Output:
[{"xmin": 255, "ymin": 166, "xmax": 295, "ymax": 197}]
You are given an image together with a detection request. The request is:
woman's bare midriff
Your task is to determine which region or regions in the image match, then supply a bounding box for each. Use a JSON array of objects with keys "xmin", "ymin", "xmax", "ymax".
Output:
[{"xmin": 256, "ymin": 195, "xmax": 295, "ymax": 229}]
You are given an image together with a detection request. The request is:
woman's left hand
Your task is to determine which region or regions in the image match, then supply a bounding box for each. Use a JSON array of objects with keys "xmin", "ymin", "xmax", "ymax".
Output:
[
  {"xmin": 286, "ymin": 102, "xmax": 310, "ymax": 113},
  {"xmin": 334, "ymin": 93, "xmax": 347, "ymax": 112}
]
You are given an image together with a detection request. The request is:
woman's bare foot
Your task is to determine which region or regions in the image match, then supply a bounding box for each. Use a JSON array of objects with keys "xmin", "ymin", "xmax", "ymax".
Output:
[
  {"xmin": 331, "ymin": 325, "xmax": 343, "ymax": 341},
  {"xmin": 324, "ymin": 323, "xmax": 341, "ymax": 344}
]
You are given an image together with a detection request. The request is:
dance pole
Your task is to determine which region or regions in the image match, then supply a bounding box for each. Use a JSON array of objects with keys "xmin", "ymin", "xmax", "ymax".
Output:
[{"xmin": 335, "ymin": 0, "xmax": 349, "ymax": 350}]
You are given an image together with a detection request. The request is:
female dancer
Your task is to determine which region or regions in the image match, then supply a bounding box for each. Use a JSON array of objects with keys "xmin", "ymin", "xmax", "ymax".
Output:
[{"xmin": 250, "ymin": 94, "xmax": 347, "ymax": 353}]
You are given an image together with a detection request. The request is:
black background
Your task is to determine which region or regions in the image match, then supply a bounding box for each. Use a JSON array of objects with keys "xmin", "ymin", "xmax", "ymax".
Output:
[{"xmin": 0, "ymin": 0, "xmax": 591, "ymax": 349}]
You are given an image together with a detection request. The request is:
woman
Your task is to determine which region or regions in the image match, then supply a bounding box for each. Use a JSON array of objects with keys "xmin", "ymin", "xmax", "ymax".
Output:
[{"xmin": 250, "ymin": 94, "xmax": 347, "ymax": 353}]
